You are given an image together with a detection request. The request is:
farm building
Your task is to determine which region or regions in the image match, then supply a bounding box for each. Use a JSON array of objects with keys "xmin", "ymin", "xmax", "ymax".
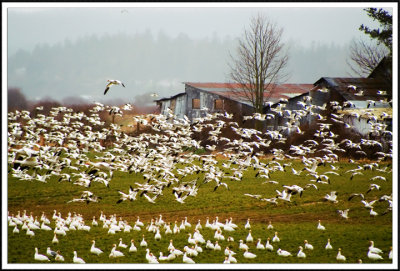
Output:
[{"xmin": 155, "ymin": 82, "xmax": 313, "ymax": 123}]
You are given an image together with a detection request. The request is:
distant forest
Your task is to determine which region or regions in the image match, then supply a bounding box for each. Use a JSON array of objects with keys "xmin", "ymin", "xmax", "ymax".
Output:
[{"xmin": 7, "ymin": 31, "xmax": 353, "ymax": 105}]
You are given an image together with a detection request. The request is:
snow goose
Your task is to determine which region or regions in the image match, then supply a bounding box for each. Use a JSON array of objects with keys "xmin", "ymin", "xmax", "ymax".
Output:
[
  {"xmin": 317, "ymin": 220, "xmax": 326, "ymax": 230},
  {"xmin": 26, "ymin": 227, "xmax": 35, "ymax": 237},
  {"xmin": 336, "ymin": 248, "xmax": 346, "ymax": 261},
  {"xmin": 304, "ymin": 240, "xmax": 314, "ymax": 250},
  {"xmin": 228, "ymin": 253, "xmax": 238, "ymax": 263},
  {"xmin": 195, "ymin": 220, "xmax": 202, "ymax": 230},
  {"xmin": 73, "ymin": 251, "xmax": 85, "ymax": 263},
  {"xmin": 265, "ymin": 237, "xmax": 274, "ymax": 251},
  {"xmin": 46, "ymin": 247, "xmax": 57, "ymax": 257},
  {"xmin": 55, "ymin": 250, "xmax": 64, "ymax": 262},
  {"xmin": 206, "ymin": 240, "xmax": 215, "ymax": 250},
  {"xmin": 40, "ymin": 222, "xmax": 52, "ymax": 231},
  {"xmin": 244, "ymin": 218, "xmax": 251, "ymax": 229},
  {"xmin": 158, "ymin": 252, "xmax": 169, "ymax": 261},
  {"xmin": 13, "ymin": 226, "xmax": 19, "ymax": 234},
  {"xmin": 297, "ymin": 246, "xmax": 306, "ymax": 258},
  {"xmin": 246, "ymin": 230, "xmax": 254, "ymax": 242},
  {"xmin": 368, "ymin": 241, "xmax": 383, "ymax": 254},
  {"xmin": 168, "ymin": 240, "xmax": 175, "ymax": 251},
  {"xmin": 243, "ymin": 248, "xmax": 257, "ymax": 259},
  {"xmin": 140, "ymin": 235, "xmax": 148, "ymax": 247},
  {"xmin": 135, "ymin": 216, "xmax": 144, "ymax": 227},
  {"xmin": 109, "ymin": 244, "xmax": 124, "ymax": 258},
  {"xmin": 129, "ymin": 240, "xmax": 137, "ymax": 252},
  {"xmin": 388, "ymin": 247, "xmax": 392, "ymax": 259},
  {"xmin": 256, "ymin": 238, "xmax": 265, "ymax": 249},
  {"xmin": 34, "ymin": 248, "xmax": 50, "ymax": 261},
  {"xmin": 104, "ymin": 79, "xmax": 125, "ymax": 95},
  {"xmin": 277, "ymin": 248, "xmax": 292, "ymax": 257},
  {"xmin": 223, "ymin": 256, "xmax": 231, "ymax": 263},
  {"xmin": 369, "ymin": 208, "xmax": 378, "ymax": 216},
  {"xmin": 239, "ymin": 240, "xmax": 249, "ymax": 250},
  {"xmin": 154, "ymin": 228, "xmax": 162, "ymax": 240},
  {"xmin": 90, "ymin": 240, "xmax": 103, "ymax": 255},
  {"xmin": 214, "ymin": 241, "xmax": 221, "ymax": 251},
  {"xmin": 337, "ymin": 209, "xmax": 349, "ymax": 219},
  {"xmin": 92, "ymin": 216, "xmax": 98, "ymax": 226},
  {"xmin": 267, "ymin": 221, "xmax": 274, "ymax": 230},
  {"xmin": 183, "ymin": 252, "xmax": 195, "ymax": 263},
  {"xmin": 325, "ymin": 238, "xmax": 333, "ymax": 250},
  {"xmin": 272, "ymin": 232, "xmax": 280, "ymax": 242},
  {"xmin": 368, "ymin": 250, "xmax": 383, "ymax": 260}
]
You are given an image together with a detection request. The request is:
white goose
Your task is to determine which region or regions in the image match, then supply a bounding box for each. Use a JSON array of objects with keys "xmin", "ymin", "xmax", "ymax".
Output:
[
  {"xmin": 104, "ymin": 79, "xmax": 125, "ymax": 95},
  {"xmin": 265, "ymin": 237, "xmax": 274, "ymax": 251},
  {"xmin": 267, "ymin": 221, "xmax": 274, "ymax": 230},
  {"xmin": 243, "ymin": 248, "xmax": 257, "ymax": 259},
  {"xmin": 388, "ymin": 247, "xmax": 392, "ymax": 259},
  {"xmin": 73, "ymin": 251, "xmax": 85, "ymax": 263},
  {"xmin": 244, "ymin": 218, "xmax": 251, "ymax": 229},
  {"xmin": 118, "ymin": 238, "xmax": 128, "ymax": 249},
  {"xmin": 368, "ymin": 250, "xmax": 383, "ymax": 260},
  {"xmin": 336, "ymin": 248, "xmax": 346, "ymax": 261},
  {"xmin": 297, "ymin": 246, "xmax": 306, "ymax": 258},
  {"xmin": 34, "ymin": 247, "xmax": 50, "ymax": 261},
  {"xmin": 272, "ymin": 232, "xmax": 280, "ymax": 242},
  {"xmin": 183, "ymin": 252, "xmax": 195, "ymax": 263},
  {"xmin": 304, "ymin": 240, "xmax": 314, "ymax": 250},
  {"xmin": 55, "ymin": 250, "xmax": 64, "ymax": 262},
  {"xmin": 239, "ymin": 240, "xmax": 249, "ymax": 250},
  {"xmin": 140, "ymin": 235, "xmax": 148, "ymax": 247},
  {"xmin": 277, "ymin": 248, "xmax": 292, "ymax": 257},
  {"xmin": 256, "ymin": 238, "xmax": 265, "ymax": 249},
  {"xmin": 129, "ymin": 240, "xmax": 137, "ymax": 252},
  {"xmin": 246, "ymin": 230, "xmax": 254, "ymax": 242},
  {"xmin": 317, "ymin": 220, "xmax": 326, "ymax": 230},
  {"xmin": 325, "ymin": 238, "xmax": 333, "ymax": 250},
  {"xmin": 368, "ymin": 241, "xmax": 383, "ymax": 254},
  {"xmin": 109, "ymin": 244, "xmax": 124, "ymax": 258},
  {"xmin": 90, "ymin": 240, "xmax": 103, "ymax": 255}
]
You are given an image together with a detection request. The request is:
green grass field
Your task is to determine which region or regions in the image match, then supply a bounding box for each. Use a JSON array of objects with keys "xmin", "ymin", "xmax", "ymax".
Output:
[{"xmin": 7, "ymin": 159, "xmax": 393, "ymax": 265}]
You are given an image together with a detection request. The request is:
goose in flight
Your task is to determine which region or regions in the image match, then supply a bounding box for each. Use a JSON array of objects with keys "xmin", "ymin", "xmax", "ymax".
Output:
[{"xmin": 104, "ymin": 79, "xmax": 125, "ymax": 95}]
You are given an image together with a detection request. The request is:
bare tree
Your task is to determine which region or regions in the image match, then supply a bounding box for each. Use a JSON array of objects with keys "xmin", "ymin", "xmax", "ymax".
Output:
[
  {"xmin": 228, "ymin": 13, "xmax": 289, "ymax": 129},
  {"xmin": 347, "ymin": 38, "xmax": 389, "ymax": 77}
]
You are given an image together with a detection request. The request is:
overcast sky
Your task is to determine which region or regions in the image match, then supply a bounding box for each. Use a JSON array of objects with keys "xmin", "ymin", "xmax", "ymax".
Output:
[{"xmin": 5, "ymin": 2, "xmax": 395, "ymax": 55}]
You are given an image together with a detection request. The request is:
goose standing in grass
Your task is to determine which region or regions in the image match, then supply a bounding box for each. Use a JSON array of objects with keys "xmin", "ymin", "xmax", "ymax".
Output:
[
  {"xmin": 297, "ymin": 246, "xmax": 306, "ymax": 258},
  {"xmin": 256, "ymin": 238, "xmax": 265, "ymax": 249},
  {"xmin": 244, "ymin": 218, "xmax": 251, "ymax": 229},
  {"xmin": 239, "ymin": 240, "xmax": 249, "ymax": 250},
  {"xmin": 317, "ymin": 220, "xmax": 326, "ymax": 230},
  {"xmin": 73, "ymin": 251, "xmax": 85, "ymax": 263},
  {"xmin": 267, "ymin": 221, "xmax": 274, "ymax": 230},
  {"xmin": 140, "ymin": 235, "xmax": 148, "ymax": 247},
  {"xmin": 90, "ymin": 240, "xmax": 103, "ymax": 255},
  {"xmin": 129, "ymin": 240, "xmax": 137, "ymax": 252},
  {"xmin": 325, "ymin": 238, "xmax": 333, "ymax": 250},
  {"xmin": 304, "ymin": 240, "xmax": 314, "ymax": 250},
  {"xmin": 109, "ymin": 244, "xmax": 124, "ymax": 258},
  {"xmin": 265, "ymin": 237, "xmax": 274, "ymax": 251},
  {"xmin": 246, "ymin": 230, "xmax": 254, "ymax": 242},
  {"xmin": 369, "ymin": 208, "xmax": 378, "ymax": 216},
  {"xmin": 223, "ymin": 256, "xmax": 231, "ymax": 263},
  {"xmin": 388, "ymin": 247, "xmax": 392, "ymax": 259},
  {"xmin": 118, "ymin": 238, "xmax": 128, "ymax": 249},
  {"xmin": 104, "ymin": 79, "xmax": 125, "ymax": 95},
  {"xmin": 272, "ymin": 232, "xmax": 280, "ymax": 242},
  {"xmin": 336, "ymin": 248, "xmax": 346, "ymax": 261},
  {"xmin": 34, "ymin": 247, "xmax": 50, "ymax": 261}
]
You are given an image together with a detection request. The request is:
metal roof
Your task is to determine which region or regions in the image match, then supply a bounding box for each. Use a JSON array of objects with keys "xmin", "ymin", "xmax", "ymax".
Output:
[{"xmin": 314, "ymin": 77, "xmax": 392, "ymax": 101}]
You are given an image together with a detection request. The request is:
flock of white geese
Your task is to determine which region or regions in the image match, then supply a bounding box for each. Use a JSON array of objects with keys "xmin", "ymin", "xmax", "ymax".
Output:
[
  {"xmin": 8, "ymin": 209, "xmax": 393, "ymax": 264},
  {"xmin": 7, "ymin": 90, "xmax": 393, "ymax": 264}
]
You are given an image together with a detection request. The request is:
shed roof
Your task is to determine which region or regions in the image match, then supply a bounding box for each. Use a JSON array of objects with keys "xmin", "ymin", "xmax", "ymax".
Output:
[
  {"xmin": 185, "ymin": 82, "xmax": 313, "ymax": 105},
  {"xmin": 314, "ymin": 77, "xmax": 391, "ymax": 102}
]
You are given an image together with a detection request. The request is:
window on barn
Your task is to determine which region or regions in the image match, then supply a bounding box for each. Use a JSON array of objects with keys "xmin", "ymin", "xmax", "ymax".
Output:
[
  {"xmin": 192, "ymin": 99, "xmax": 200, "ymax": 109},
  {"xmin": 214, "ymin": 99, "xmax": 224, "ymax": 110}
]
